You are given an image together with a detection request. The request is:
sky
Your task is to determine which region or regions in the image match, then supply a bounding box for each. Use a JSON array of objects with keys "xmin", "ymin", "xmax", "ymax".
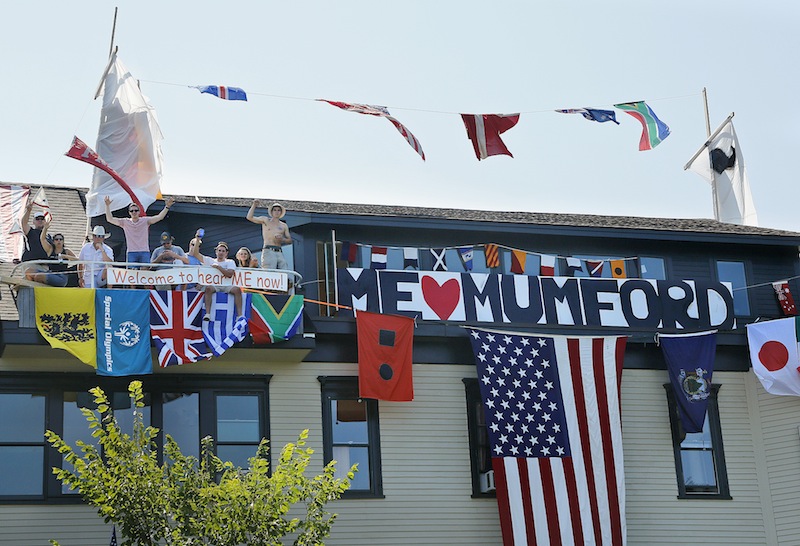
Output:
[{"xmin": 1, "ymin": 2, "xmax": 798, "ymax": 231}]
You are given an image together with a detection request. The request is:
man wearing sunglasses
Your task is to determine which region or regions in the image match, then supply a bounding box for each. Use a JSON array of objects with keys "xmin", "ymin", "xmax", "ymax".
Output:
[
  {"xmin": 20, "ymin": 198, "xmax": 52, "ymax": 281},
  {"xmin": 104, "ymin": 195, "xmax": 175, "ymax": 268}
]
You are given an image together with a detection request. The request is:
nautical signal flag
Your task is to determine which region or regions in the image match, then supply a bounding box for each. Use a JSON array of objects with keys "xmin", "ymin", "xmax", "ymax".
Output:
[
  {"xmin": 614, "ymin": 101, "xmax": 670, "ymax": 151},
  {"xmin": 461, "ymin": 113, "xmax": 520, "ymax": 160},
  {"xmin": 539, "ymin": 254, "xmax": 556, "ymax": 276},
  {"xmin": 746, "ymin": 317, "xmax": 800, "ymax": 396},
  {"xmin": 197, "ymin": 85, "xmax": 248, "ymax": 101},
  {"xmin": 357, "ymin": 311, "xmax": 414, "ymax": 401},
  {"xmin": 773, "ymin": 281, "xmax": 798, "ymax": 316},
  {"xmin": 610, "ymin": 259, "xmax": 627, "ymax": 279},
  {"xmin": 660, "ymin": 330, "xmax": 717, "ymax": 433},
  {"xmin": 484, "ymin": 244, "xmax": 500, "ymax": 268}
]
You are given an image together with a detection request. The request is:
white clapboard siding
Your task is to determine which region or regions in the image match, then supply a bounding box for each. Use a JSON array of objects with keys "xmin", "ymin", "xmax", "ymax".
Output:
[{"xmin": 5, "ymin": 360, "xmax": 800, "ymax": 545}]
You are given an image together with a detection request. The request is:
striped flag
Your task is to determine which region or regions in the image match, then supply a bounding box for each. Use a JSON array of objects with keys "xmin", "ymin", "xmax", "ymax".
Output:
[
  {"xmin": 202, "ymin": 292, "xmax": 251, "ymax": 357},
  {"xmin": 371, "ymin": 246, "xmax": 388, "ymax": 270},
  {"xmin": 197, "ymin": 85, "xmax": 248, "ymax": 101},
  {"xmin": 614, "ymin": 101, "xmax": 670, "ymax": 151},
  {"xmin": 403, "ymin": 247, "xmax": 419, "ymax": 269},
  {"xmin": 484, "ymin": 244, "xmax": 500, "ymax": 268},
  {"xmin": 319, "ymin": 100, "xmax": 425, "ymax": 160},
  {"xmin": 540, "ymin": 254, "xmax": 556, "ymax": 276},
  {"xmin": 0, "ymin": 185, "xmax": 30, "ymax": 262},
  {"xmin": 467, "ymin": 328, "xmax": 627, "ymax": 546}
]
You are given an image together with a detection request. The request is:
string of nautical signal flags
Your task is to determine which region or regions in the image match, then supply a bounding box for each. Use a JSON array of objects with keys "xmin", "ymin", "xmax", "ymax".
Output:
[{"xmin": 141, "ymin": 77, "xmax": 688, "ymax": 161}]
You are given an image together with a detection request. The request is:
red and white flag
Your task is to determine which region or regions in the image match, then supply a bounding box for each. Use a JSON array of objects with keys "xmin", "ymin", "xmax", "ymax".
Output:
[
  {"xmin": 0, "ymin": 185, "xmax": 30, "ymax": 262},
  {"xmin": 772, "ymin": 281, "xmax": 798, "ymax": 316},
  {"xmin": 320, "ymin": 100, "xmax": 425, "ymax": 160},
  {"xmin": 746, "ymin": 317, "xmax": 800, "ymax": 396},
  {"xmin": 149, "ymin": 290, "xmax": 211, "ymax": 367},
  {"xmin": 461, "ymin": 113, "xmax": 520, "ymax": 160},
  {"xmin": 467, "ymin": 328, "xmax": 627, "ymax": 545},
  {"xmin": 540, "ymin": 254, "xmax": 556, "ymax": 276},
  {"xmin": 66, "ymin": 136, "xmax": 146, "ymax": 214}
]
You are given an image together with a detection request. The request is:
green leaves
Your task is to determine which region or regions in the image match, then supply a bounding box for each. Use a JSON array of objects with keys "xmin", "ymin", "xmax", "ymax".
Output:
[{"xmin": 46, "ymin": 381, "xmax": 353, "ymax": 546}]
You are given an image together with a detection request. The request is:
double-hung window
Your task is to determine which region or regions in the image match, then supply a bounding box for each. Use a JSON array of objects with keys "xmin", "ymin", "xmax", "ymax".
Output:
[
  {"xmin": 664, "ymin": 384, "xmax": 730, "ymax": 499},
  {"xmin": 0, "ymin": 374, "xmax": 270, "ymax": 502},
  {"xmin": 319, "ymin": 376, "xmax": 383, "ymax": 497}
]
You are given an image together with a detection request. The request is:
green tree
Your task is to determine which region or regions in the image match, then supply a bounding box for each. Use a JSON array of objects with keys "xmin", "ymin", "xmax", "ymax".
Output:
[{"xmin": 46, "ymin": 381, "xmax": 354, "ymax": 546}]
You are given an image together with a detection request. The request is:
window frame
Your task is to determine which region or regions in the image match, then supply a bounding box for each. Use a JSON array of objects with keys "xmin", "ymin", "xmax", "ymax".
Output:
[
  {"xmin": 715, "ymin": 260, "xmax": 751, "ymax": 317},
  {"xmin": 318, "ymin": 376, "xmax": 383, "ymax": 498},
  {"xmin": 463, "ymin": 378, "xmax": 495, "ymax": 498},
  {"xmin": 0, "ymin": 373, "xmax": 271, "ymax": 504},
  {"xmin": 663, "ymin": 383, "xmax": 731, "ymax": 500}
]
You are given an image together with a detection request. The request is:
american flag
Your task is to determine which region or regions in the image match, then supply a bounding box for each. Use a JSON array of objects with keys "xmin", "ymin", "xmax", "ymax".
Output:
[
  {"xmin": 319, "ymin": 99, "xmax": 426, "ymax": 160},
  {"xmin": 467, "ymin": 327, "xmax": 627, "ymax": 546},
  {"xmin": 150, "ymin": 290, "xmax": 211, "ymax": 367}
]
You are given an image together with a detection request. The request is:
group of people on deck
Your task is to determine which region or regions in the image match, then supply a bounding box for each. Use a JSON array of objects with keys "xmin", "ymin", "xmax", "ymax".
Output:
[{"xmin": 20, "ymin": 196, "xmax": 292, "ymax": 318}]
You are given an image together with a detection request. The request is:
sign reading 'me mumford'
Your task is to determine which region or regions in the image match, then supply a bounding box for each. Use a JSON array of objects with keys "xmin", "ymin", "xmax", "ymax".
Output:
[{"xmin": 337, "ymin": 268, "xmax": 736, "ymax": 330}]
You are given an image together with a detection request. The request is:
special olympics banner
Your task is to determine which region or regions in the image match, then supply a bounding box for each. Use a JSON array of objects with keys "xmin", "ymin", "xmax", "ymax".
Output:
[
  {"xmin": 108, "ymin": 267, "xmax": 288, "ymax": 292},
  {"xmin": 337, "ymin": 268, "xmax": 736, "ymax": 330},
  {"xmin": 96, "ymin": 289, "xmax": 152, "ymax": 376}
]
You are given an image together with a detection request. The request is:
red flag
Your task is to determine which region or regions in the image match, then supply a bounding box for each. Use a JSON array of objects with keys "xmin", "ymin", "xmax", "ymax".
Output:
[
  {"xmin": 484, "ymin": 244, "xmax": 500, "ymax": 268},
  {"xmin": 461, "ymin": 113, "xmax": 520, "ymax": 160},
  {"xmin": 773, "ymin": 281, "xmax": 798, "ymax": 316},
  {"xmin": 65, "ymin": 136, "xmax": 145, "ymax": 214},
  {"xmin": 357, "ymin": 311, "xmax": 414, "ymax": 401},
  {"xmin": 468, "ymin": 328, "xmax": 627, "ymax": 546}
]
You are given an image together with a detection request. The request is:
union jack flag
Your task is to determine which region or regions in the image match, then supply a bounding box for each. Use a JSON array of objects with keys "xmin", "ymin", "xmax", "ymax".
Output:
[{"xmin": 150, "ymin": 290, "xmax": 211, "ymax": 367}]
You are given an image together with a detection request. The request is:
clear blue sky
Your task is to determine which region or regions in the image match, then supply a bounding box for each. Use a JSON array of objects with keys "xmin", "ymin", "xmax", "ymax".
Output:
[{"xmin": 2, "ymin": 1, "xmax": 797, "ymax": 230}]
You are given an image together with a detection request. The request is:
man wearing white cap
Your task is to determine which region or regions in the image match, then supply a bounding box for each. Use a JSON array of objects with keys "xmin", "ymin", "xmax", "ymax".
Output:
[
  {"xmin": 77, "ymin": 226, "xmax": 114, "ymax": 288},
  {"xmin": 246, "ymin": 199, "xmax": 292, "ymax": 270}
]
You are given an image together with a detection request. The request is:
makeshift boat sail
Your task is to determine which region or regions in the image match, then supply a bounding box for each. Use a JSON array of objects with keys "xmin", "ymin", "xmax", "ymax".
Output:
[{"xmin": 84, "ymin": 52, "xmax": 164, "ymax": 218}]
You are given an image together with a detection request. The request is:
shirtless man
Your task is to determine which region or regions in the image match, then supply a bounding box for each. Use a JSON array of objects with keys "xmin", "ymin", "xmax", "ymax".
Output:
[{"xmin": 246, "ymin": 200, "xmax": 292, "ymax": 270}]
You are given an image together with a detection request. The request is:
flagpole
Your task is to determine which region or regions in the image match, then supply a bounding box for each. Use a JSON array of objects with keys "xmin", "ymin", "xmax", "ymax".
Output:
[
  {"xmin": 108, "ymin": 7, "xmax": 118, "ymax": 58},
  {"xmin": 683, "ymin": 112, "xmax": 736, "ymax": 170},
  {"xmin": 331, "ymin": 229, "xmax": 339, "ymax": 314},
  {"xmin": 702, "ymin": 88, "xmax": 720, "ymax": 220},
  {"xmin": 93, "ymin": 7, "xmax": 119, "ymax": 100}
]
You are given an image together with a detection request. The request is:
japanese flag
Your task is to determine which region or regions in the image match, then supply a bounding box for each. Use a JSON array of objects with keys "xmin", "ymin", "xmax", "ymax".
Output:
[{"xmin": 746, "ymin": 317, "xmax": 800, "ymax": 396}]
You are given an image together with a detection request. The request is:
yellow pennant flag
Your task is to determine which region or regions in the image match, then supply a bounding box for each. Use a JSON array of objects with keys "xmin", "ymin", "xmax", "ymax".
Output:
[{"xmin": 35, "ymin": 287, "xmax": 97, "ymax": 367}]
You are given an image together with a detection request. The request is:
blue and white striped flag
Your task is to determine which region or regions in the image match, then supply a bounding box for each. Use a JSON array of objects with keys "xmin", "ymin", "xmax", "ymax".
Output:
[{"xmin": 202, "ymin": 292, "xmax": 251, "ymax": 356}]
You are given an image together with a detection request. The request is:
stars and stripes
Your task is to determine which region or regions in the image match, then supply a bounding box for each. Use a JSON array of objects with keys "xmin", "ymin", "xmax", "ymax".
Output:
[
  {"xmin": 320, "ymin": 99, "xmax": 426, "ymax": 160},
  {"xmin": 467, "ymin": 327, "xmax": 627, "ymax": 546},
  {"xmin": 149, "ymin": 290, "xmax": 211, "ymax": 367}
]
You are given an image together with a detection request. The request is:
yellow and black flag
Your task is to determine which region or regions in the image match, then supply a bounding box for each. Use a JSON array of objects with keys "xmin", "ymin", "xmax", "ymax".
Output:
[{"xmin": 35, "ymin": 287, "xmax": 97, "ymax": 367}]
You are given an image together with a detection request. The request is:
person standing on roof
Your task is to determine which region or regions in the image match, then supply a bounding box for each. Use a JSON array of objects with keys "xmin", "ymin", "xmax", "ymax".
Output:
[
  {"xmin": 20, "ymin": 200, "xmax": 51, "ymax": 280},
  {"xmin": 246, "ymin": 200, "xmax": 292, "ymax": 270},
  {"xmin": 104, "ymin": 195, "xmax": 174, "ymax": 267}
]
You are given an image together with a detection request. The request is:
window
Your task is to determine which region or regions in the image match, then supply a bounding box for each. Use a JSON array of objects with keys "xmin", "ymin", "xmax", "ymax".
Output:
[
  {"xmin": 664, "ymin": 384, "xmax": 730, "ymax": 499},
  {"xmin": 463, "ymin": 379, "xmax": 494, "ymax": 497},
  {"xmin": 716, "ymin": 261, "xmax": 750, "ymax": 316},
  {"xmin": 0, "ymin": 374, "xmax": 270, "ymax": 502},
  {"xmin": 639, "ymin": 257, "xmax": 666, "ymax": 280},
  {"xmin": 318, "ymin": 376, "xmax": 382, "ymax": 497}
]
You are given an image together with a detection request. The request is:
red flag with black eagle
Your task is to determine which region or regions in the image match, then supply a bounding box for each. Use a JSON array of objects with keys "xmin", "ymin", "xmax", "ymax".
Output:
[{"xmin": 357, "ymin": 311, "xmax": 414, "ymax": 401}]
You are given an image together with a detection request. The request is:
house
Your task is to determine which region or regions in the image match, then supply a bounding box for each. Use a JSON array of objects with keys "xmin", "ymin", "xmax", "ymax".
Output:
[{"xmin": 2, "ymin": 185, "xmax": 800, "ymax": 545}]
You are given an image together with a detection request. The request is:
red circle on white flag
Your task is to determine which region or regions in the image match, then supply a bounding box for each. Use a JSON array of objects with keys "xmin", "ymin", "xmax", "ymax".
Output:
[{"xmin": 759, "ymin": 341, "xmax": 789, "ymax": 372}]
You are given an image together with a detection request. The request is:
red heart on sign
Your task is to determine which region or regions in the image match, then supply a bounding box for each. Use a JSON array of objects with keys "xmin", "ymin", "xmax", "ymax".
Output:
[{"xmin": 421, "ymin": 276, "xmax": 461, "ymax": 320}]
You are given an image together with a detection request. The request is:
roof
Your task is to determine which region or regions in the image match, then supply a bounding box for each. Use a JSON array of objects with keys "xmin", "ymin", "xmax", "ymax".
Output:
[{"xmin": 162, "ymin": 193, "xmax": 800, "ymax": 239}]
